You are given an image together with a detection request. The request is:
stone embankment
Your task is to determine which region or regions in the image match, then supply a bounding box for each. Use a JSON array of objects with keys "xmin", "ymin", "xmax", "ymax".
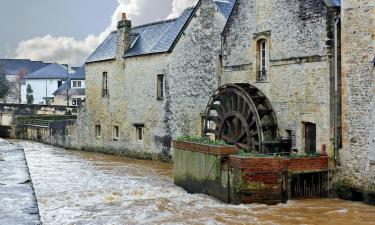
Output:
[{"xmin": 0, "ymin": 139, "xmax": 41, "ymax": 225}]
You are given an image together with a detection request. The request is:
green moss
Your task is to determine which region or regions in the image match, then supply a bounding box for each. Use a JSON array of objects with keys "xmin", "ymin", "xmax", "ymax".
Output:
[
  {"xmin": 332, "ymin": 181, "xmax": 353, "ymax": 200},
  {"xmin": 176, "ymin": 135, "xmax": 227, "ymax": 146},
  {"xmin": 363, "ymin": 184, "xmax": 375, "ymax": 205}
]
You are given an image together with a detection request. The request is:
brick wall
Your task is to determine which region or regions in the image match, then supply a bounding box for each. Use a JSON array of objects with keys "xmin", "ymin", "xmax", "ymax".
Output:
[
  {"xmin": 173, "ymin": 140, "xmax": 239, "ymax": 155},
  {"xmin": 230, "ymin": 156, "xmax": 328, "ymax": 204}
]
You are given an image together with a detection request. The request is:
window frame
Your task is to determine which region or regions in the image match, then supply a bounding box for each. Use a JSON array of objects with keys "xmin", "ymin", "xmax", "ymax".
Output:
[
  {"xmin": 134, "ymin": 124, "xmax": 144, "ymax": 142},
  {"xmin": 256, "ymin": 39, "xmax": 268, "ymax": 81},
  {"xmin": 95, "ymin": 124, "xmax": 101, "ymax": 138},
  {"xmin": 157, "ymin": 74, "xmax": 164, "ymax": 100},
  {"xmin": 102, "ymin": 72, "xmax": 108, "ymax": 97},
  {"xmin": 72, "ymin": 80, "xmax": 82, "ymax": 88},
  {"xmin": 113, "ymin": 126, "xmax": 120, "ymax": 141}
]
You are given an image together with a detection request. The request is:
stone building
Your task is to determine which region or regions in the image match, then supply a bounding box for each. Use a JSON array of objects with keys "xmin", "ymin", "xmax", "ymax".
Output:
[
  {"xmin": 79, "ymin": 0, "xmax": 235, "ymax": 159},
  {"xmin": 339, "ymin": 0, "xmax": 374, "ymax": 193},
  {"xmin": 79, "ymin": 0, "xmax": 374, "ymax": 192},
  {"xmin": 221, "ymin": 0, "xmax": 341, "ymax": 154}
]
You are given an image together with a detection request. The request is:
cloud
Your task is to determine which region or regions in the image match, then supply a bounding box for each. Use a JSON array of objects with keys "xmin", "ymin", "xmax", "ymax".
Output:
[
  {"xmin": 167, "ymin": 0, "xmax": 197, "ymax": 19},
  {"xmin": 14, "ymin": 35, "xmax": 100, "ymax": 66},
  {"xmin": 14, "ymin": 0, "xmax": 197, "ymax": 66}
]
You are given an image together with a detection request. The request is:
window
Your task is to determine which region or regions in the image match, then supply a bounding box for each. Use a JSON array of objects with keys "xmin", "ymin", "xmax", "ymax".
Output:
[
  {"xmin": 134, "ymin": 124, "xmax": 144, "ymax": 141},
  {"xmin": 72, "ymin": 81, "xmax": 82, "ymax": 88},
  {"xmin": 102, "ymin": 72, "xmax": 108, "ymax": 97},
  {"xmin": 57, "ymin": 80, "xmax": 63, "ymax": 88},
  {"xmin": 304, "ymin": 122, "xmax": 316, "ymax": 154},
  {"xmin": 257, "ymin": 39, "xmax": 267, "ymax": 81},
  {"xmin": 157, "ymin": 74, "xmax": 164, "ymax": 100},
  {"xmin": 95, "ymin": 125, "xmax": 101, "ymax": 138},
  {"xmin": 113, "ymin": 126, "xmax": 119, "ymax": 140}
]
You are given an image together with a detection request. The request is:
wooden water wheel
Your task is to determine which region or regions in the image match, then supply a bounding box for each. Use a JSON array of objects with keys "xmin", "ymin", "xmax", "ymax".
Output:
[{"xmin": 203, "ymin": 83, "xmax": 284, "ymax": 153}]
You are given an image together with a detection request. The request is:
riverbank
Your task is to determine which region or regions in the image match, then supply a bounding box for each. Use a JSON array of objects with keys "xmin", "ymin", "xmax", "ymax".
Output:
[
  {"xmin": 14, "ymin": 140, "xmax": 375, "ymax": 224},
  {"xmin": 0, "ymin": 139, "xmax": 41, "ymax": 224}
]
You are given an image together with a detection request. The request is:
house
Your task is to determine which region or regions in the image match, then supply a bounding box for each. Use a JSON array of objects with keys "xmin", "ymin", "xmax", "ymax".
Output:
[
  {"xmin": 79, "ymin": 0, "xmax": 374, "ymax": 194},
  {"xmin": 79, "ymin": 0, "xmax": 235, "ymax": 159},
  {"xmin": 53, "ymin": 65, "xmax": 86, "ymax": 106},
  {"xmin": 0, "ymin": 59, "xmax": 51, "ymax": 103},
  {"xmin": 21, "ymin": 63, "xmax": 70, "ymax": 105}
]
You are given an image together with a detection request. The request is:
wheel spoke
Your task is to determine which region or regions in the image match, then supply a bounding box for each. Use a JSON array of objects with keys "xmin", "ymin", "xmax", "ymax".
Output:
[{"xmin": 205, "ymin": 84, "xmax": 279, "ymax": 153}]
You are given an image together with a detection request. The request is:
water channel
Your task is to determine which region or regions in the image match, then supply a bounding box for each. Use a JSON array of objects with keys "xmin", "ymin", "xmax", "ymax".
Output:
[{"xmin": 14, "ymin": 140, "xmax": 375, "ymax": 225}]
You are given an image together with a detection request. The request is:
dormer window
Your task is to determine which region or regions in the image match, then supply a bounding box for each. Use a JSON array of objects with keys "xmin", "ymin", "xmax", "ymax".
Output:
[{"xmin": 257, "ymin": 39, "xmax": 267, "ymax": 81}]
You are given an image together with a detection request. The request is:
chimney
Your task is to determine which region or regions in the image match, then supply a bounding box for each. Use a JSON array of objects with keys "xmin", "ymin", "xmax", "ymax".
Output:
[
  {"xmin": 116, "ymin": 12, "xmax": 132, "ymax": 59},
  {"xmin": 121, "ymin": 13, "xmax": 127, "ymax": 21}
]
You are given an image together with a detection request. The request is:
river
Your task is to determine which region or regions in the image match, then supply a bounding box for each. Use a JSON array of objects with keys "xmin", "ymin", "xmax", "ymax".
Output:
[{"xmin": 14, "ymin": 140, "xmax": 375, "ymax": 225}]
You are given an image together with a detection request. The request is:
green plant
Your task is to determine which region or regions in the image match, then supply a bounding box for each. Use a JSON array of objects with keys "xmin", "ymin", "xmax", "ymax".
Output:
[
  {"xmin": 289, "ymin": 152, "xmax": 321, "ymax": 158},
  {"xmin": 176, "ymin": 135, "xmax": 227, "ymax": 146},
  {"xmin": 237, "ymin": 150, "xmax": 276, "ymax": 158},
  {"xmin": 26, "ymin": 84, "xmax": 34, "ymax": 104}
]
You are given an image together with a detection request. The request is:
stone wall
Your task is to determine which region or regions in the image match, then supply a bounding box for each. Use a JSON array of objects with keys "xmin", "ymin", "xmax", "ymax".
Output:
[
  {"xmin": 14, "ymin": 120, "xmax": 79, "ymax": 149},
  {"xmin": 339, "ymin": 0, "xmax": 375, "ymax": 191},
  {"xmin": 221, "ymin": 0, "xmax": 337, "ymax": 154},
  {"xmin": 173, "ymin": 140, "xmax": 239, "ymax": 203}
]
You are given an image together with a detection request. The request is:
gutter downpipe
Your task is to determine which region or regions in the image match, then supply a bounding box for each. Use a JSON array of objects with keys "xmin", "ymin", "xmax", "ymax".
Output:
[{"xmin": 334, "ymin": 15, "xmax": 340, "ymax": 163}]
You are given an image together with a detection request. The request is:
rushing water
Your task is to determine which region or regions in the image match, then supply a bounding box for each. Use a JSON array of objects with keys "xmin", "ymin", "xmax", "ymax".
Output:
[{"xmin": 14, "ymin": 140, "xmax": 375, "ymax": 225}]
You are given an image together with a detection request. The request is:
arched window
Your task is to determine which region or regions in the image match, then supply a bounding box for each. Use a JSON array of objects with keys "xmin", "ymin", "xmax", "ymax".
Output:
[{"xmin": 257, "ymin": 39, "xmax": 267, "ymax": 81}]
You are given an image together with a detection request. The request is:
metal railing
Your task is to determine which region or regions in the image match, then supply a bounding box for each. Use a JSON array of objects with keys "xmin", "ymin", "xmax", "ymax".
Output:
[
  {"xmin": 257, "ymin": 70, "xmax": 267, "ymax": 82},
  {"xmin": 18, "ymin": 119, "xmax": 50, "ymax": 128}
]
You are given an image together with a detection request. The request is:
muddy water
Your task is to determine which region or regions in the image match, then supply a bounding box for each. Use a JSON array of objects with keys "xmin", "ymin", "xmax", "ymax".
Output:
[{"xmin": 15, "ymin": 140, "xmax": 375, "ymax": 225}]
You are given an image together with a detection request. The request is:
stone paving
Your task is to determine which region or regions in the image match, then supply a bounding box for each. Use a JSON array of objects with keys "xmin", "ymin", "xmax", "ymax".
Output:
[{"xmin": 0, "ymin": 139, "xmax": 41, "ymax": 225}]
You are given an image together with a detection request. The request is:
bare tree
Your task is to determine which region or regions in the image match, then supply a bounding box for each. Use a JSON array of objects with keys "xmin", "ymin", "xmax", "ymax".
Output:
[{"xmin": 0, "ymin": 64, "xmax": 10, "ymax": 103}]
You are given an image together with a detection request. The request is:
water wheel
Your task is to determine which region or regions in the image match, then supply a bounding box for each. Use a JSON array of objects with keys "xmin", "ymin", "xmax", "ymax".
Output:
[{"xmin": 203, "ymin": 83, "xmax": 284, "ymax": 153}]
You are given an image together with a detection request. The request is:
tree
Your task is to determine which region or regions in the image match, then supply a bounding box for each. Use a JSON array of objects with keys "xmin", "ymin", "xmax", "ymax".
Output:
[
  {"xmin": 0, "ymin": 65, "xmax": 10, "ymax": 103},
  {"xmin": 26, "ymin": 84, "xmax": 34, "ymax": 104}
]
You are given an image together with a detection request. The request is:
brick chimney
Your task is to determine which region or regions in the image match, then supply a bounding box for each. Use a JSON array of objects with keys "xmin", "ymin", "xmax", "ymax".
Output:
[{"xmin": 116, "ymin": 13, "xmax": 132, "ymax": 59}]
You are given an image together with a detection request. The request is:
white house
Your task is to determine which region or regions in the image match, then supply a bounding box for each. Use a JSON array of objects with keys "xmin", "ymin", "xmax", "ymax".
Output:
[
  {"xmin": 21, "ymin": 63, "xmax": 70, "ymax": 105},
  {"xmin": 53, "ymin": 65, "xmax": 86, "ymax": 106},
  {"xmin": 0, "ymin": 59, "xmax": 50, "ymax": 103}
]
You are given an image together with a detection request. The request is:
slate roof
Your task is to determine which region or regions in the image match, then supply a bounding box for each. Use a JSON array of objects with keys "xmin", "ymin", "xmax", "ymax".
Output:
[
  {"xmin": 86, "ymin": 31, "xmax": 118, "ymax": 63},
  {"xmin": 0, "ymin": 59, "xmax": 51, "ymax": 75},
  {"xmin": 53, "ymin": 81, "xmax": 85, "ymax": 96},
  {"xmin": 124, "ymin": 8, "xmax": 194, "ymax": 58},
  {"xmin": 69, "ymin": 65, "xmax": 85, "ymax": 80},
  {"xmin": 27, "ymin": 63, "xmax": 69, "ymax": 79},
  {"xmin": 324, "ymin": 0, "xmax": 341, "ymax": 7},
  {"xmin": 213, "ymin": 0, "xmax": 237, "ymax": 19},
  {"xmin": 85, "ymin": 0, "xmax": 236, "ymax": 62}
]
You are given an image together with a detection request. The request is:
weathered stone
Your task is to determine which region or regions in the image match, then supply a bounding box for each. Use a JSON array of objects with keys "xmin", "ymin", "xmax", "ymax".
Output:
[{"xmin": 337, "ymin": 0, "xmax": 375, "ymax": 192}]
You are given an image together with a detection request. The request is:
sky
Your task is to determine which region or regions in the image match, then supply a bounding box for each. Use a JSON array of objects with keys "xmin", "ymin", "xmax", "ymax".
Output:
[{"xmin": 0, "ymin": 0, "xmax": 197, "ymax": 66}]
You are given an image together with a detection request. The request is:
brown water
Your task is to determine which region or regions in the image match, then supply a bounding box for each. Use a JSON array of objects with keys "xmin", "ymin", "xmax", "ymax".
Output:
[{"xmin": 14, "ymin": 140, "xmax": 375, "ymax": 225}]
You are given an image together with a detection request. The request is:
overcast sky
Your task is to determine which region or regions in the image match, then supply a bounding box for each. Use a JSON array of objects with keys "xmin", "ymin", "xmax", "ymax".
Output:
[{"xmin": 0, "ymin": 0, "xmax": 197, "ymax": 66}]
